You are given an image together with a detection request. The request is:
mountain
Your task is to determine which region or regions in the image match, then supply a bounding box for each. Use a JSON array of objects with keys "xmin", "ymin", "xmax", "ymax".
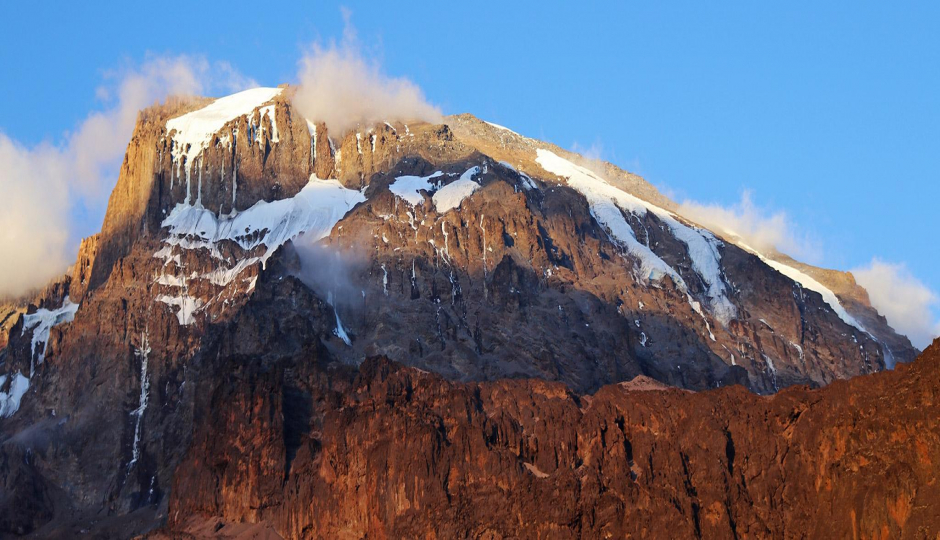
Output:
[{"xmin": 0, "ymin": 86, "xmax": 926, "ymax": 537}]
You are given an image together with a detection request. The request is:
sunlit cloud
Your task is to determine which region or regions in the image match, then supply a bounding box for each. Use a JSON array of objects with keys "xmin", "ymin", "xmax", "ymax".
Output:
[
  {"xmin": 677, "ymin": 191, "xmax": 822, "ymax": 263},
  {"xmin": 853, "ymin": 259, "xmax": 940, "ymax": 350},
  {"xmin": 292, "ymin": 10, "xmax": 442, "ymax": 135}
]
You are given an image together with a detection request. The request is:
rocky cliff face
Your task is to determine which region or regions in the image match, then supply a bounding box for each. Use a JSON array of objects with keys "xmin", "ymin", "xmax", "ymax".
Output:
[
  {"xmin": 154, "ymin": 339, "xmax": 940, "ymax": 539},
  {"xmin": 0, "ymin": 86, "xmax": 924, "ymax": 537}
]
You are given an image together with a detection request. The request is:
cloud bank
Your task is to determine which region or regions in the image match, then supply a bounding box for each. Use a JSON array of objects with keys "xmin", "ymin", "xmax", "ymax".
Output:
[
  {"xmin": 0, "ymin": 136, "xmax": 71, "ymax": 299},
  {"xmin": 853, "ymin": 259, "xmax": 940, "ymax": 350},
  {"xmin": 0, "ymin": 55, "xmax": 255, "ymax": 299},
  {"xmin": 678, "ymin": 191, "xmax": 821, "ymax": 263},
  {"xmin": 292, "ymin": 15, "xmax": 442, "ymax": 135}
]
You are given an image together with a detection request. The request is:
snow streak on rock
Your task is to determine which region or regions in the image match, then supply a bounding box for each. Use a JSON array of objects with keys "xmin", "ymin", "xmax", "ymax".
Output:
[
  {"xmin": 764, "ymin": 258, "xmax": 864, "ymax": 331},
  {"xmin": 327, "ymin": 291, "xmax": 351, "ymax": 346},
  {"xmin": 0, "ymin": 297, "xmax": 81, "ymax": 418},
  {"xmin": 156, "ymin": 293, "xmax": 204, "ymax": 326},
  {"xmin": 21, "ymin": 297, "xmax": 79, "ymax": 371},
  {"xmin": 128, "ymin": 331, "xmax": 151, "ymax": 470},
  {"xmin": 536, "ymin": 149, "xmax": 736, "ymax": 325}
]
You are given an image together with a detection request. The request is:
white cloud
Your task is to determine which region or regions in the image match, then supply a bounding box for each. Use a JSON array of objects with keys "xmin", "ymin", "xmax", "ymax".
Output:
[
  {"xmin": 0, "ymin": 55, "xmax": 256, "ymax": 299},
  {"xmin": 292, "ymin": 12, "xmax": 442, "ymax": 135},
  {"xmin": 852, "ymin": 259, "xmax": 940, "ymax": 350},
  {"xmin": 677, "ymin": 191, "xmax": 822, "ymax": 263},
  {"xmin": 0, "ymin": 136, "xmax": 71, "ymax": 297}
]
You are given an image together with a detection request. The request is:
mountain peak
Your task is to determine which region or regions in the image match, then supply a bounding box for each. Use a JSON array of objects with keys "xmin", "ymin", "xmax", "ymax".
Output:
[{"xmin": 0, "ymin": 86, "xmax": 921, "ymax": 536}]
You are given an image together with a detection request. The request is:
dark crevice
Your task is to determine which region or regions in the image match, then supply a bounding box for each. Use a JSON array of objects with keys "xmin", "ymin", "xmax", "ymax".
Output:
[
  {"xmin": 615, "ymin": 417, "xmax": 637, "ymax": 481},
  {"xmin": 282, "ymin": 384, "xmax": 312, "ymax": 479},
  {"xmin": 724, "ymin": 429, "xmax": 735, "ymax": 476},
  {"xmin": 680, "ymin": 452, "xmax": 702, "ymax": 538}
]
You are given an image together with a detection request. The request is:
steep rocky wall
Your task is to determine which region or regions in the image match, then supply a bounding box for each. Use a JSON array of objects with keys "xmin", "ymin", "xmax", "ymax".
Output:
[
  {"xmin": 160, "ymin": 340, "xmax": 940, "ymax": 539},
  {"xmin": 90, "ymin": 107, "xmax": 168, "ymax": 291},
  {"xmin": 66, "ymin": 233, "xmax": 98, "ymax": 302}
]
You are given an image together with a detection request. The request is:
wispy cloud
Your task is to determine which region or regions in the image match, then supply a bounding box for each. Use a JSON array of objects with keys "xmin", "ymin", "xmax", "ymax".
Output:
[
  {"xmin": 292, "ymin": 10, "xmax": 442, "ymax": 135},
  {"xmin": 571, "ymin": 140, "xmax": 605, "ymax": 163},
  {"xmin": 677, "ymin": 191, "xmax": 822, "ymax": 263},
  {"xmin": 0, "ymin": 55, "xmax": 255, "ymax": 299},
  {"xmin": 852, "ymin": 259, "xmax": 940, "ymax": 350}
]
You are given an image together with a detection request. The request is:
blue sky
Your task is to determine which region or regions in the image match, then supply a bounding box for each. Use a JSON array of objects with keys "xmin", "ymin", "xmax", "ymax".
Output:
[{"xmin": 1, "ymin": 2, "xmax": 938, "ymax": 338}]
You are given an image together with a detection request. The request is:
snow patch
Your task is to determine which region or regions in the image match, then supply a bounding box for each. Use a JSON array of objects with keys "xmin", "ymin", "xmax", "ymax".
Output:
[
  {"xmin": 166, "ymin": 88, "xmax": 282, "ymax": 178},
  {"xmin": 157, "ymin": 294, "xmax": 204, "ymax": 326},
  {"xmin": 432, "ymin": 166, "xmax": 481, "ymax": 213},
  {"xmin": 484, "ymin": 120, "xmax": 520, "ymax": 136},
  {"xmin": 0, "ymin": 372, "xmax": 29, "ymax": 418},
  {"xmin": 21, "ymin": 297, "xmax": 79, "ymax": 370},
  {"xmin": 203, "ymin": 257, "xmax": 261, "ymax": 287},
  {"xmin": 499, "ymin": 160, "xmax": 537, "ymax": 189},
  {"xmin": 763, "ymin": 354, "xmax": 779, "ymax": 392},
  {"xmin": 735, "ymin": 237, "xmax": 866, "ymax": 333},
  {"xmin": 391, "ymin": 167, "xmax": 482, "ymax": 213},
  {"xmin": 381, "ymin": 264, "xmax": 388, "ymax": 295},
  {"xmin": 154, "ymin": 175, "xmax": 365, "ymax": 325},
  {"xmin": 254, "ymin": 104, "xmax": 279, "ymax": 146},
  {"xmin": 523, "ymin": 462, "xmax": 550, "ymax": 478},
  {"xmin": 520, "ymin": 173, "xmax": 538, "ymax": 191},
  {"xmin": 536, "ymin": 150, "xmax": 680, "ymax": 284},
  {"xmin": 306, "ymin": 119, "xmax": 318, "ymax": 164},
  {"xmin": 156, "ymin": 274, "xmax": 187, "ymax": 287},
  {"xmin": 389, "ymin": 171, "xmax": 443, "ymax": 206},
  {"xmin": 161, "ymin": 176, "xmax": 366, "ymax": 266}
]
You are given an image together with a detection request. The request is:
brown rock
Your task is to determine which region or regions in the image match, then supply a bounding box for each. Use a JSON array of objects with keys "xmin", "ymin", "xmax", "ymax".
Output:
[{"xmin": 159, "ymin": 341, "xmax": 940, "ymax": 539}]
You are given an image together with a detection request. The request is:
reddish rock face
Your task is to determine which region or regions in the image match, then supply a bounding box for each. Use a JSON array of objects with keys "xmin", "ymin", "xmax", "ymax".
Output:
[
  {"xmin": 0, "ymin": 89, "xmax": 925, "ymax": 537},
  {"xmin": 158, "ymin": 340, "xmax": 940, "ymax": 539}
]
